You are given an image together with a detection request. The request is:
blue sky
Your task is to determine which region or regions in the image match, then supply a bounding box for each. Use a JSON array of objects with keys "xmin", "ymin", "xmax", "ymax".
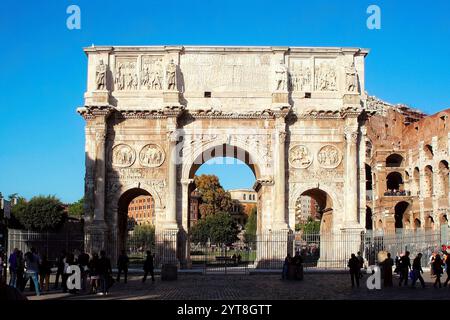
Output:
[{"xmin": 0, "ymin": 0, "xmax": 449, "ymax": 203}]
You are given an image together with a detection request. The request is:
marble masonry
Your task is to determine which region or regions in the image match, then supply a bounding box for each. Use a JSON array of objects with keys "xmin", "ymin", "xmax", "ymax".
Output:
[{"xmin": 77, "ymin": 45, "xmax": 449, "ymax": 267}]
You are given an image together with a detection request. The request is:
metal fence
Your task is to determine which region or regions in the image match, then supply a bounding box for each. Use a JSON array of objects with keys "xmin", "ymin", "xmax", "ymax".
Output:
[
  {"xmin": 8, "ymin": 227, "xmax": 449, "ymax": 272},
  {"xmin": 7, "ymin": 229, "xmax": 84, "ymax": 263}
]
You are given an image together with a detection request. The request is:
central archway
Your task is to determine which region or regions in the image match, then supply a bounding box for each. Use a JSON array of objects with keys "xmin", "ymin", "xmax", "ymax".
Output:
[{"xmin": 179, "ymin": 142, "xmax": 267, "ymax": 269}]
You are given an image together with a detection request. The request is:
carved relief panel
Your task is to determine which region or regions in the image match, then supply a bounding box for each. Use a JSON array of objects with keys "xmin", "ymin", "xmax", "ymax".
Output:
[
  {"xmin": 288, "ymin": 145, "xmax": 313, "ymax": 168},
  {"xmin": 314, "ymin": 58, "xmax": 337, "ymax": 92},
  {"xmin": 141, "ymin": 56, "xmax": 164, "ymax": 90},
  {"xmin": 111, "ymin": 144, "xmax": 136, "ymax": 167},
  {"xmin": 289, "ymin": 58, "xmax": 312, "ymax": 92},
  {"xmin": 317, "ymin": 145, "xmax": 342, "ymax": 168},
  {"xmin": 115, "ymin": 57, "xmax": 138, "ymax": 91},
  {"xmin": 139, "ymin": 144, "xmax": 165, "ymax": 167}
]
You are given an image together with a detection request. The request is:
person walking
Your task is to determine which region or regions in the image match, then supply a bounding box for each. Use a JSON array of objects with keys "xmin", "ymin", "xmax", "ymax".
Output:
[
  {"xmin": 443, "ymin": 252, "xmax": 450, "ymax": 287},
  {"xmin": 348, "ymin": 254, "xmax": 360, "ymax": 288},
  {"xmin": 116, "ymin": 250, "xmax": 129, "ymax": 284},
  {"xmin": 281, "ymin": 254, "xmax": 291, "ymax": 280},
  {"xmin": 53, "ymin": 250, "xmax": 66, "ymax": 290},
  {"xmin": 293, "ymin": 251, "xmax": 304, "ymax": 281},
  {"xmin": 432, "ymin": 253, "xmax": 444, "ymax": 288},
  {"xmin": 77, "ymin": 251, "xmax": 90, "ymax": 293},
  {"xmin": 38, "ymin": 254, "xmax": 52, "ymax": 293},
  {"xmin": 356, "ymin": 251, "xmax": 365, "ymax": 279},
  {"xmin": 398, "ymin": 251, "xmax": 411, "ymax": 287},
  {"xmin": 15, "ymin": 251, "xmax": 25, "ymax": 292},
  {"xmin": 383, "ymin": 253, "xmax": 394, "ymax": 287},
  {"xmin": 23, "ymin": 248, "xmax": 40, "ymax": 296},
  {"xmin": 97, "ymin": 250, "xmax": 112, "ymax": 295},
  {"xmin": 8, "ymin": 248, "xmax": 18, "ymax": 288},
  {"xmin": 411, "ymin": 253, "xmax": 425, "ymax": 288},
  {"xmin": 88, "ymin": 253, "xmax": 100, "ymax": 294},
  {"xmin": 142, "ymin": 251, "xmax": 155, "ymax": 283}
]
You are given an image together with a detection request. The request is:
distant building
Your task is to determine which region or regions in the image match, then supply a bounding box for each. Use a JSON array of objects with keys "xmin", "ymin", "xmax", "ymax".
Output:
[
  {"xmin": 127, "ymin": 195, "xmax": 154, "ymax": 225},
  {"xmin": 189, "ymin": 190, "xmax": 201, "ymax": 227},
  {"xmin": 229, "ymin": 189, "xmax": 257, "ymax": 227},
  {"xmin": 295, "ymin": 196, "xmax": 318, "ymax": 224}
]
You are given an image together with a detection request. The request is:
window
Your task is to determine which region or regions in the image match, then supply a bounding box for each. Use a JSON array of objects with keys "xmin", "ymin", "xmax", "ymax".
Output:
[{"xmin": 243, "ymin": 194, "xmax": 246, "ymax": 200}]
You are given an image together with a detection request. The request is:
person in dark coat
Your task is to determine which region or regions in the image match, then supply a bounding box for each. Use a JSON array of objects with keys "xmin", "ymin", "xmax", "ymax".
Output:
[
  {"xmin": 382, "ymin": 252, "xmax": 394, "ymax": 287},
  {"xmin": 398, "ymin": 251, "xmax": 411, "ymax": 287},
  {"xmin": 38, "ymin": 254, "xmax": 52, "ymax": 292},
  {"xmin": 116, "ymin": 250, "xmax": 129, "ymax": 283},
  {"xmin": 53, "ymin": 250, "xmax": 66, "ymax": 289},
  {"xmin": 97, "ymin": 250, "xmax": 113, "ymax": 295},
  {"xmin": 282, "ymin": 254, "xmax": 291, "ymax": 280},
  {"xmin": 292, "ymin": 251, "xmax": 304, "ymax": 281},
  {"xmin": 443, "ymin": 252, "xmax": 450, "ymax": 287},
  {"xmin": 348, "ymin": 254, "xmax": 360, "ymax": 288},
  {"xmin": 432, "ymin": 254, "xmax": 444, "ymax": 288},
  {"xmin": 411, "ymin": 253, "xmax": 425, "ymax": 288},
  {"xmin": 143, "ymin": 251, "xmax": 155, "ymax": 283}
]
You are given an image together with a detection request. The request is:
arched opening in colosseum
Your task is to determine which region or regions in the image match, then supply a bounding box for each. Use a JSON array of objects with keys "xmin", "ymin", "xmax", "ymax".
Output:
[
  {"xmin": 386, "ymin": 172, "xmax": 403, "ymax": 193},
  {"xmin": 394, "ymin": 201, "xmax": 411, "ymax": 229},
  {"xmin": 299, "ymin": 188, "xmax": 333, "ymax": 234},
  {"xmin": 424, "ymin": 215, "xmax": 435, "ymax": 230},
  {"xmin": 439, "ymin": 214, "xmax": 448, "ymax": 226},
  {"xmin": 424, "ymin": 165, "xmax": 433, "ymax": 197},
  {"xmin": 365, "ymin": 206, "xmax": 373, "ymax": 230},
  {"xmin": 117, "ymin": 188, "xmax": 155, "ymax": 255},
  {"xmin": 414, "ymin": 218, "xmax": 421, "ymax": 229},
  {"xmin": 413, "ymin": 167, "xmax": 420, "ymax": 196},
  {"xmin": 376, "ymin": 219, "xmax": 383, "ymax": 231},
  {"xmin": 365, "ymin": 164, "xmax": 373, "ymax": 198},
  {"xmin": 386, "ymin": 153, "xmax": 404, "ymax": 167},
  {"xmin": 439, "ymin": 160, "xmax": 449, "ymax": 197},
  {"xmin": 424, "ymin": 144, "xmax": 434, "ymax": 161}
]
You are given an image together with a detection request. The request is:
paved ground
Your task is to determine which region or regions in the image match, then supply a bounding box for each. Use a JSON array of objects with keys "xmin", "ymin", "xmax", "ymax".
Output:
[{"xmin": 24, "ymin": 271, "xmax": 450, "ymax": 300}]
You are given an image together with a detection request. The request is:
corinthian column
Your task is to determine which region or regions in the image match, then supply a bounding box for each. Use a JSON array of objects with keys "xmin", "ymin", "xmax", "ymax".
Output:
[
  {"xmin": 94, "ymin": 129, "xmax": 107, "ymax": 222},
  {"xmin": 273, "ymin": 114, "xmax": 288, "ymax": 230},
  {"xmin": 344, "ymin": 126, "xmax": 359, "ymax": 224},
  {"xmin": 165, "ymin": 129, "xmax": 179, "ymax": 229}
]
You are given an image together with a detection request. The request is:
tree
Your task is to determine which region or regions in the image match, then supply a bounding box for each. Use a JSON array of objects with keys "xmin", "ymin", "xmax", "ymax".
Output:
[
  {"xmin": 190, "ymin": 212, "xmax": 239, "ymax": 246},
  {"xmin": 296, "ymin": 216, "xmax": 321, "ymax": 234},
  {"xmin": 244, "ymin": 206, "xmax": 257, "ymax": 243},
  {"xmin": 194, "ymin": 174, "xmax": 233, "ymax": 218},
  {"xmin": 14, "ymin": 195, "xmax": 65, "ymax": 231},
  {"xmin": 131, "ymin": 224, "xmax": 155, "ymax": 247},
  {"xmin": 68, "ymin": 197, "xmax": 84, "ymax": 219}
]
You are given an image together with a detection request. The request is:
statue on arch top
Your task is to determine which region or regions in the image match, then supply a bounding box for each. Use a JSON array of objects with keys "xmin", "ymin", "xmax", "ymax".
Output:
[
  {"xmin": 166, "ymin": 59, "xmax": 177, "ymax": 91},
  {"xmin": 275, "ymin": 59, "xmax": 288, "ymax": 91},
  {"xmin": 96, "ymin": 59, "xmax": 107, "ymax": 90},
  {"xmin": 345, "ymin": 61, "xmax": 358, "ymax": 93}
]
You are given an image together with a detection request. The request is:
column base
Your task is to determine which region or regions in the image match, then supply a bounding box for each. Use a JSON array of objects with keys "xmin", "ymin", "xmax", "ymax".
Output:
[
  {"xmin": 155, "ymin": 228, "xmax": 179, "ymax": 268},
  {"xmin": 163, "ymin": 91, "xmax": 181, "ymax": 106},
  {"xmin": 343, "ymin": 93, "xmax": 360, "ymax": 105},
  {"xmin": 271, "ymin": 92, "xmax": 289, "ymax": 105},
  {"xmin": 84, "ymin": 90, "xmax": 111, "ymax": 105},
  {"xmin": 84, "ymin": 220, "xmax": 111, "ymax": 257}
]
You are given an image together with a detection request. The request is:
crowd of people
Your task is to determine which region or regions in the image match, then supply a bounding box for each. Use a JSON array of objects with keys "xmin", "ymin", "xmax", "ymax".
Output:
[
  {"xmin": 282, "ymin": 251, "xmax": 304, "ymax": 280},
  {"xmin": 347, "ymin": 249, "xmax": 450, "ymax": 289},
  {"xmin": 1, "ymin": 247, "xmax": 156, "ymax": 297}
]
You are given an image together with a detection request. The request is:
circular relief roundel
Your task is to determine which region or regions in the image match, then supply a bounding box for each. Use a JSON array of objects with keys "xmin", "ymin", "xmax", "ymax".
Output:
[
  {"xmin": 288, "ymin": 145, "xmax": 313, "ymax": 169},
  {"xmin": 112, "ymin": 144, "xmax": 136, "ymax": 167},
  {"xmin": 317, "ymin": 145, "xmax": 342, "ymax": 168},
  {"xmin": 139, "ymin": 144, "xmax": 165, "ymax": 167}
]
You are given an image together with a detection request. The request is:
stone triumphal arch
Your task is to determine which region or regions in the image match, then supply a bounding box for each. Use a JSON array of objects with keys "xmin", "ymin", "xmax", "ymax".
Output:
[{"xmin": 78, "ymin": 45, "xmax": 369, "ymax": 267}]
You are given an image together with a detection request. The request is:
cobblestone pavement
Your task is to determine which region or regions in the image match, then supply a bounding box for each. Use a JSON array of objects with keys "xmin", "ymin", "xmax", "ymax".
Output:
[{"xmin": 25, "ymin": 272, "xmax": 450, "ymax": 300}]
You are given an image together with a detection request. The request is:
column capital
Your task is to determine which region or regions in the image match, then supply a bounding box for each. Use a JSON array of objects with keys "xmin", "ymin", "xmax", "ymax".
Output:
[
  {"xmin": 181, "ymin": 178, "xmax": 194, "ymax": 186},
  {"xmin": 344, "ymin": 126, "xmax": 358, "ymax": 143}
]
